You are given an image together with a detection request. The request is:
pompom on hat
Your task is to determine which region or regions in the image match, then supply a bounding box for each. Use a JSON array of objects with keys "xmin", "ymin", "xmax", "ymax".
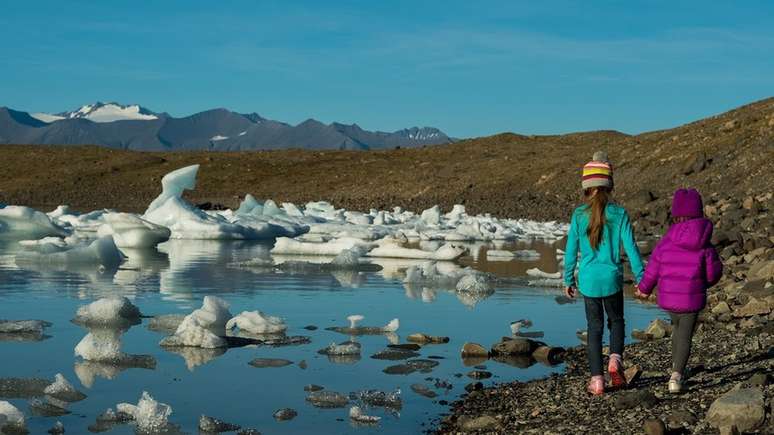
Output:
[{"xmin": 581, "ymin": 151, "xmax": 613, "ymax": 190}]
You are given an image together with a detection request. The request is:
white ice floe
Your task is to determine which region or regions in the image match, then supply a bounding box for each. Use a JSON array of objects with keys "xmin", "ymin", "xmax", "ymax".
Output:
[
  {"xmin": 347, "ymin": 315, "xmax": 364, "ymax": 328},
  {"xmin": 0, "ymin": 401, "xmax": 25, "ymax": 430},
  {"xmin": 0, "ymin": 205, "xmax": 68, "ymax": 238},
  {"xmin": 367, "ymin": 237, "xmax": 465, "ymax": 260},
  {"xmin": 97, "ymin": 213, "xmax": 171, "ymax": 249},
  {"xmin": 43, "ymin": 373, "xmax": 80, "ymax": 399},
  {"xmin": 160, "ymin": 296, "xmax": 232, "ymax": 348},
  {"xmin": 319, "ymin": 341, "xmax": 361, "ymax": 356},
  {"xmin": 526, "ymin": 268, "xmax": 561, "ymax": 279},
  {"xmin": 486, "ymin": 249, "xmax": 541, "ymax": 261},
  {"xmin": 349, "ymin": 406, "xmax": 381, "ymax": 423},
  {"xmin": 116, "ymin": 391, "xmax": 172, "ymax": 433},
  {"xmin": 143, "ymin": 165, "xmax": 308, "ymax": 240},
  {"xmin": 74, "ymin": 296, "xmax": 141, "ymax": 326},
  {"xmin": 74, "ymin": 329, "xmax": 125, "ymax": 362},
  {"xmin": 272, "ymin": 237, "xmax": 373, "ymax": 256},
  {"xmin": 16, "ymin": 235, "xmax": 124, "ymax": 269},
  {"xmin": 226, "ymin": 311, "xmax": 287, "ymax": 334}
]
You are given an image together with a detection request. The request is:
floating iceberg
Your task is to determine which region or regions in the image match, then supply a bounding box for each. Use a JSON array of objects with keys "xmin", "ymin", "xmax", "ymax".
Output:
[
  {"xmin": 226, "ymin": 311, "xmax": 287, "ymax": 334},
  {"xmin": 349, "ymin": 406, "xmax": 381, "ymax": 423},
  {"xmin": 73, "ymin": 296, "xmax": 141, "ymax": 327},
  {"xmin": 160, "ymin": 296, "xmax": 231, "ymax": 348},
  {"xmin": 367, "ymin": 238, "xmax": 465, "ymax": 260},
  {"xmin": 116, "ymin": 391, "xmax": 173, "ymax": 433},
  {"xmin": 326, "ymin": 315, "xmax": 399, "ymax": 335},
  {"xmin": 44, "ymin": 373, "xmax": 86, "ymax": 402},
  {"xmin": 143, "ymin": 165, "xmax": 308, "ymax": 240},
  {"xmin": 0, "ymin": 205, "xmax": 68, "ymax": 238},
  {"xmin": 97, "ymin": 212, "xmax": 171, "ymax": 249},
  {"xmin": 271, "ymin": 237, "xmax": 373, "ymax": 256},
  {"xmin": 526, "ymin": 267, "xmax": 561, "ymax": 279},
  {"xmin": 16, "ymin": 235, "xmax": 124, "ymax": 269},
  {"xmin": 0, "ymin": 400, "xmax": 25, "ymax": 431},
  {"xmin": 318, "ymin": 341, "xmax": 362, "ymax": 356}
]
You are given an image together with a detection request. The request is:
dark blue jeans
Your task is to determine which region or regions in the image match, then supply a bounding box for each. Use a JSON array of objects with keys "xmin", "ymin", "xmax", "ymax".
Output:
[{"xmin": 584, "ymin": 291, "xmax": 625, "ymax": 376}]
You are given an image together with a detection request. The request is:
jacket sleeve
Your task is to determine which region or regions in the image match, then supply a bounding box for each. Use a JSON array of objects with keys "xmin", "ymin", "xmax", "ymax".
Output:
[
  {"xmin": 620, "ymin": 210, "xmax": 644, "ymax": 284},
  {"xmin": 563, "ymin": 211, "xmax": 579, "ymax": 288},
  {"xmin": 704, "ymin": 246, "xmax": 723, "ymax": 287},
  {"xmin": 637, "ymin": 242, "xmax": 661, "ymax": 295}
]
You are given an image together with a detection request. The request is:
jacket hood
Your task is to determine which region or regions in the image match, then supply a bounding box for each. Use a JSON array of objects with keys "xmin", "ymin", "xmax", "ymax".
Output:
[{"xmin": 667, "ymin": 218, "xmax": 713, "ymax": 250}]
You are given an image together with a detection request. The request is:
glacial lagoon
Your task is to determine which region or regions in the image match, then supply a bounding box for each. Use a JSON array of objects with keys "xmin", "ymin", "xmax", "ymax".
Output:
[{"xmin": 0, "ymin": 238, "xmax": 661, "ymax": 434}]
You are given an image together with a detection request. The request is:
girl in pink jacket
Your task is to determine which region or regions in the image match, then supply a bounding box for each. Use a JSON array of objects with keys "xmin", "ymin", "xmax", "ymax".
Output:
[{"xmin": 635, "ymin": 188, "xmax": 723, "ymax": 393}]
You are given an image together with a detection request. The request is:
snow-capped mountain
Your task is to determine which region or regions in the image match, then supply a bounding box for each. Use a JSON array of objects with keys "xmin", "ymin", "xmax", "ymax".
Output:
[
  {"xmin": 37, "ymin": 102, "xmax": 159, "ymax": 123},
  {"xmin": 2, "ymin": 102, "xmax": 453, "ymax": 151}
]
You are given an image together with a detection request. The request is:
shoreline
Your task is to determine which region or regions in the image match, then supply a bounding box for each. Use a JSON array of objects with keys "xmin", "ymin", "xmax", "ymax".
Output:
[
  {"xmin": 433, "ymin": 317, "xmax": 773, "ymax": 434},
  {"xmin": 432, "ymin": 189, "xmax": 774, "ymax": 434}
]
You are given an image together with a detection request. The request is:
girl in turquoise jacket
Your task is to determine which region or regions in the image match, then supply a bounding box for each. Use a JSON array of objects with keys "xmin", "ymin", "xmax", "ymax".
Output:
[{"xmin": 563, "ymin": 152, "xmax": 644, "ymax": 395}]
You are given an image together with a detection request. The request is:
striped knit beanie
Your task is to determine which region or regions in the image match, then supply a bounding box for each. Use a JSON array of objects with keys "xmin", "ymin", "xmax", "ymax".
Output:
[{"xmin": 581, "ymin": 151, "xmax": 613, "ymax": 190}]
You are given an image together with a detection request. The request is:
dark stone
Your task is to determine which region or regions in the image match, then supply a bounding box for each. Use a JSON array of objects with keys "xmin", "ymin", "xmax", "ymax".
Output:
[
  {"xmin": 464, "ymin": 382, "xmax": 484, "ymax": 392},
  {"xmin": 199, "ymin": 415, "xmax": 241, "ymax": 432},
  {"xmin": 614, "ymin": 390, "xmax": 659, "ymax": 409},
  {"xmin": 643, "ymin": 418, "xmax": 666, "ymax": 435}
]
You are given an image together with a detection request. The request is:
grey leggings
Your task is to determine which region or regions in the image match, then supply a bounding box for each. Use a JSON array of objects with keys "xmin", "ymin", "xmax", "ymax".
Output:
[{"xmin": 669, "ymin": 311, "xmax": 699, "ymax": 376}]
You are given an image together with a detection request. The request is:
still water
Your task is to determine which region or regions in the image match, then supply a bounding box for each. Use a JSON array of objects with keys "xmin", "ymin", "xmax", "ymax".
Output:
[{"xmin": 0, "ymin": 239, "xmax": 659, "ymax": 434}]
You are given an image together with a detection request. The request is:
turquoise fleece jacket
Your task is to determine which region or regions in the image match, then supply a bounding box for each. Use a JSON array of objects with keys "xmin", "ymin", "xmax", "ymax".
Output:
[{"xmin": 563, "ymin": 203, "xmax": 644, "ymax": 298}]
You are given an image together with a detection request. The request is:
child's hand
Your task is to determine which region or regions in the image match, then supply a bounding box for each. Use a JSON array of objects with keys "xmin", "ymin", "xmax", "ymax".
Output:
[
  {"xmin": 564, "ymin": 286, "xmax": 576, "ymax": 299},
  {"xmin": 633, "ymin": 289, "xmax": 648, "ymax": 300}
]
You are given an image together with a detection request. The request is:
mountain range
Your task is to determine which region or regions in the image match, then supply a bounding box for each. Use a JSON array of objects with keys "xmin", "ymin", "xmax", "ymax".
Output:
[{"xmin": 0, "ymin": 102, "xmax": 453, "ymax": 151}]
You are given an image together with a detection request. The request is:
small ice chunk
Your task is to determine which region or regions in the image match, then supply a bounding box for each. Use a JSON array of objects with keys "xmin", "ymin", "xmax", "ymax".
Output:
[
  {"xmin": 0, "ymin": 400, "xmax": 25, "ymax": 430},
  {"xmin": 0, "ymin": 205, "xmax": 68, "ymax": 238},
  {"xmin": 74, "ymin": 296, "xmax": 141, "ymax": 326},
  {"xmin": 347, "ymin": 315, "xmax": 364, "ymax": 328},
  {"xmin": 160, "ymin": 296, "xmax": 232, "ymax": 348},
  {"xmin": 420, "ymin": 205, "xmax": 441, "ymax": 225},
  {"xmin": 116, "ymin": 391, "xmax": 172, "ymax": 433},
  {"xmin": 318, "ymin": 341, "xmax": 361, "ymax": 356},
  {"xmin": 44, "ymin": 373, "xmax": 86, "ymax": 402},
  {"xmin": 226, "ymin": 311, "xmax": 287, "ymax": 334},
  {"xmin": 271, "ymin": 237, "xmax": 373, "ymax": 256},
  {"xmin": 526, "ymin": 267, "xmax": 561, "ymax": 279},
  {"xmin": 96, "ymin": 212, "xmax": 171, "ymax": 249},
  {"xmin": 16, "ymin": 236, "xmax": 125, "ymax": 269},
  {"xmin": 509, "ymin": 319, "xmax": 533, "ymax": 334},
  {"xmin": 455, "ymin": 274, "xmax": 494, "ymax": 293},
  {"xmin": 349, "ymin": 406, "xmax": 381, "ymax": 423}
]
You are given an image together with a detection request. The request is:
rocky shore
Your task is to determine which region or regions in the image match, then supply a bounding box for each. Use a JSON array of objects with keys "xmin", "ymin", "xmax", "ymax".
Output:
[{"xmin": 435, "ymin": 192, "xmax": 774, "ymax": 434}]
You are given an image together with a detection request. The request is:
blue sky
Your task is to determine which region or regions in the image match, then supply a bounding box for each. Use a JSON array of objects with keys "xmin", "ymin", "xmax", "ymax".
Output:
[{"xmin": 1, "ymin": 0, "xmax": 773, "ymax": 137}]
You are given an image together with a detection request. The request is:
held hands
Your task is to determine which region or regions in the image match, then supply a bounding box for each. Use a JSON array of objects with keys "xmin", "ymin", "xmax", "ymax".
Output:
[
  {"xmin": 564, "ymin": 286, "xmax": 576, "ymax": 299},
  {"xmin": 633, "ymin": 286, "xmax": 648, "ymax": 300}
]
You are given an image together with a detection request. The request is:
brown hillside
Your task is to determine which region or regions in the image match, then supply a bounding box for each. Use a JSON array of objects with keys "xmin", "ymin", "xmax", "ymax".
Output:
[{"xmin": 0, "ymin": 98, "xmax": 772, "ymax": 232}]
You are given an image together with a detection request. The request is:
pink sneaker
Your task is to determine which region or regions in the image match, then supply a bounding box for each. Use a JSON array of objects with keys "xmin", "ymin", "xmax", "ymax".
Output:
[
  {"xmin": 608, "ymin": 354, "xmax": 627, "ymax": 388},
  {"xmin": 588, "ymin": 375, "xmax": 605, "ymax": 396}
]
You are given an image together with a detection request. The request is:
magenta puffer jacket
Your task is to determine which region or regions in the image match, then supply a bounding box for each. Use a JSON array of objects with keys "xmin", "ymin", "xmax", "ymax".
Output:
[{"xmin": 638, "ymin": 218, "xmax": 723, "ymax": 313}]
